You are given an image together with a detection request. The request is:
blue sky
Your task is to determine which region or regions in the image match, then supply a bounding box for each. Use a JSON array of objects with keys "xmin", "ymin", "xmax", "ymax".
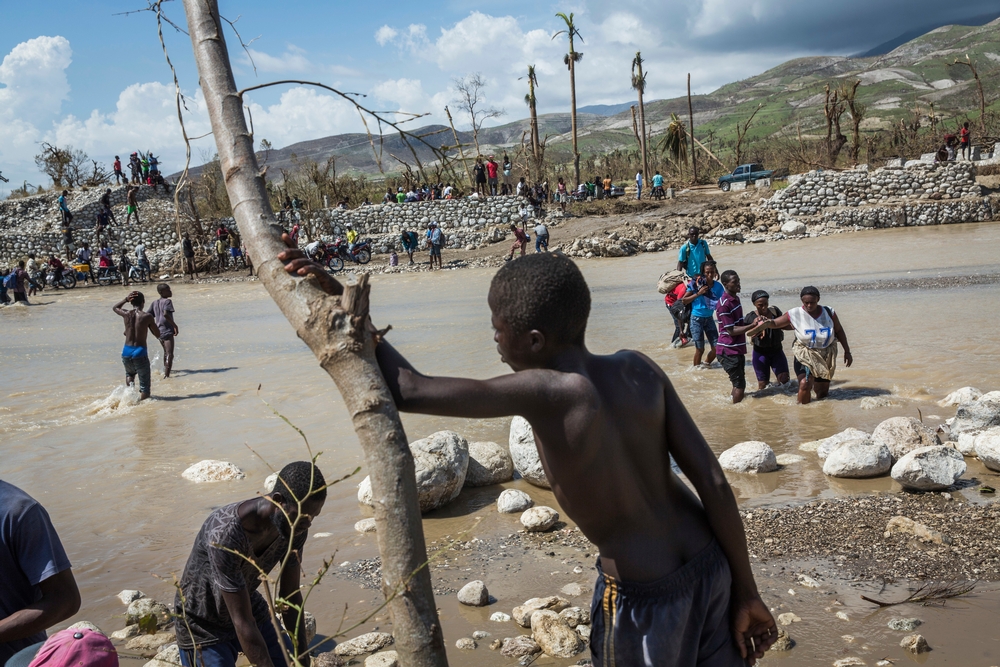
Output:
[{"xmin": 2, "ymin": 0, "xmax": 997, "ymax": 196}]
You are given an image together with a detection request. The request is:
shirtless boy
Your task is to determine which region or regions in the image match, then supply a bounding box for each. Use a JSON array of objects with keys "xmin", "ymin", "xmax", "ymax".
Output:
[
  {"xmin": 278, "ymin": 248, "xmax": 776, "ymax": 666},
  {"xmin": 113, "ymin": 291, "xmax": 160, "ymax": 400}
]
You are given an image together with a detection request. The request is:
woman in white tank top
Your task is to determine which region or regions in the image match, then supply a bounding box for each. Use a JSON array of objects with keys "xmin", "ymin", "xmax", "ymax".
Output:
[{"xmin": 760, "ymin": 286, "xmax": 853, "ymax": 404}]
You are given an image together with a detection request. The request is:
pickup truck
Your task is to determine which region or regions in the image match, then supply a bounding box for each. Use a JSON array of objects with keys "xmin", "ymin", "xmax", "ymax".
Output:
[{"xmin": 718, "ymin": 164, "xmax": 774, "ymax": 191}]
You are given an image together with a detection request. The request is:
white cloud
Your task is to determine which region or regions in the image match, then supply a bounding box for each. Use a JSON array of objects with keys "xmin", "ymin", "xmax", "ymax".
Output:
[
  {"xmin": 243, "ymin": 87, "xmax": 359, "ymax": 148},
  {"xmin": 375, "ymin": 25, "xmax": 397, "ymax": 46},
  {"xmin": 0, "ymin": 35, "xmax": 72, "ymax": 123},
  {"xmin": 244, "ymin": 45, "xmax": 312, "ymax": 73},
  {"xmin": 371, "ymin": 78, "xmax": 427, "ymax": 112}
]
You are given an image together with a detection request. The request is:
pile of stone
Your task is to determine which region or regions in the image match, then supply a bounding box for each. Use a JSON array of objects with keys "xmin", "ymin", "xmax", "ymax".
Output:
[{"xmin": 765, "ymin": 162, "xmax": 981, "ymax": 216}]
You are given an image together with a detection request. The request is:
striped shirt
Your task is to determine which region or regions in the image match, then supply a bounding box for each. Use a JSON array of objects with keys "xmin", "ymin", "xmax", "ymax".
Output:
[{"xmin": 715, "ymin": 291, "xmax": 746, "ymax": 355}]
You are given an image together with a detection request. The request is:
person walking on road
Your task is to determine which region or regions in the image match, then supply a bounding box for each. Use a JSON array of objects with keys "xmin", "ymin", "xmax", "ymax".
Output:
[{"xmin": 635, "ymin": 170, "xmax": 643, "ymax": 200}]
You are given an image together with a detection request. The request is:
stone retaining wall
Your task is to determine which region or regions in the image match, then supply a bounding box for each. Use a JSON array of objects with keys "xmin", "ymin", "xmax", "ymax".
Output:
[{"xmin": 766, "ymin": 162, "xmax": 981, "ymax": 216}]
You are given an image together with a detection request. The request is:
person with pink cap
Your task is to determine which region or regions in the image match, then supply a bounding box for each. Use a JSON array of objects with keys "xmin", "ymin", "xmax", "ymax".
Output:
[
  {"xmin": 0, "ymin": 481, "xmax": 81, "ymax": 667},
  {"xmin": 24, "ymin": 628, "xmax": 117, "ymax": 667}
]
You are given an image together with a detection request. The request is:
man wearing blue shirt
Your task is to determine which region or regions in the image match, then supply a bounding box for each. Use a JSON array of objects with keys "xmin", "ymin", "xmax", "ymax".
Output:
[
  {"xmin": 0, "ymin": 481, "xmax": 80, "ymax": 667},
  {"xmin": 676, "ymin": 227, "xmax": 714, "ymax": 278},
  {"xmin": 682, "ymin": 261, "xmax": 724, "ymax": 368}
]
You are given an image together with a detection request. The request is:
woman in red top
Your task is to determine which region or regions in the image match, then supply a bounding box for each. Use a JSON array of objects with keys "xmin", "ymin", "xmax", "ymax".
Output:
[
  {"xmin": 665, "ymin": 281, "xmax": 690, "ymax": 347},
  {"xmin": 506, "ymin": 223, "xmax": 529, "ymax": 261},
  {"xmin": 960, "ymin": 122, "xmax": 971, "ymax": 161}
]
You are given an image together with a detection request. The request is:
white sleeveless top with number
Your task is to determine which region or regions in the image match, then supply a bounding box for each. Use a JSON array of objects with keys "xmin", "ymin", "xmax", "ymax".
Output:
[{"xmin": 788, "ymin": 306, "xmax": 835, "ymax": 349}]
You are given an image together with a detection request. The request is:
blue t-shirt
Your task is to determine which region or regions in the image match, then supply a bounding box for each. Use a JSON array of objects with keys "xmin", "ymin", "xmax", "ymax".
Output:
[
  {"xmin": 687, "ymin": 279, "xmax": 725, "ymax": 319},
  {"xmin": 678, "ymin": 239, "xmax": 711, "ymax": 278},
  {"xmin": 0, "ymin": 481, "xmax": 72, "ymax": 664},
  {"xmin": 652, "ymin": 174, "xmax": 664, "ymax": 187}
]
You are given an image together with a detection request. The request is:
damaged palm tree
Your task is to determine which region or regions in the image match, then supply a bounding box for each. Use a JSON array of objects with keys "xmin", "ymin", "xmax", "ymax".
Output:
[{"xmin": 181, "ymin": 1, "xmax": 448, "ymax": 666}]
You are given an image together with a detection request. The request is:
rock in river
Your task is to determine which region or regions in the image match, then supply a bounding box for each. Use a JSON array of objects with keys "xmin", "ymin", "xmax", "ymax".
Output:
[
  {"xmin": 181, "ymin": 460, "xmax": 245, "ymax": 483},
  {"xmin": 464, "ymin": 441, "xmax": 514, "ymax": 487},
  {"xmin": 938, "ymin": 387, "xmax": 982, "ymax": 407},
  {"xmin": 512, "ymin": 596, "xmax": 570, "ymax": 627},
  {"xmin": 530, "ymin": 610, "xmax": 584, "ymax": 658},
  {"xmin": 500, "ymin": 636, "xmax": 541, "ymax": 659},
  {"xmin": 871, "ymin": 417, "xmax": 939, "ymax": 461},
  {"xmin": 718, "ymin": 441, "xmax": 777, "ymax": 473},
  {"xmin": 509, "ymin": 417, "xmax": 550, "ymax": 488},
  {"xmin": 458, "ymin": 580, "xmax": 490, "ymax": 607},
  {"xmin": 803, "ymin": 427, "xmax": 868, "ymax": 458},
  {"xmin": 891, "ymin": 445, "xmax": 966, "ymax": 491},
  {"xmin": 333, "ymin": 632, "xmax": 394, "ymax": 657},
  {"xmin": 974, "ymin": 426, "xmax": 1000, "ymax": 471},
  {"xmin": 497, "ymin": 489, "xmax": 533, "ymax": 514},
  {"xmin": 358, "ymin": 431, "xmax": 469, "ymax": 512},
  {"xmin": 950, "ymin": 398, "xmax": 1000, "ymax": 435},
  {"xmin": 822, "ymin": 438, "xmax": 892, "ymax": 478},
  {"xmin": 520, "ymin": 506, "xmax": 559, "ymax": 532}
]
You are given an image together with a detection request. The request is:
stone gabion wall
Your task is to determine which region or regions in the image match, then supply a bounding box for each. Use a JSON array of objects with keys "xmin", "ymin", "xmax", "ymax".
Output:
[
  {"xmin": 0, "ymin": 185, "xmax": 163, "ymax": 234},
  {"xmin": 306, "ymin": 195, "xmax": 530, "ymax": 249},
  {"xmin": 819, "ymin": 196, "xmax": 998, "ymax": 229},
  {"xmin": 766, "ymin": 162, "xmax": 981, "ymax": 216}
]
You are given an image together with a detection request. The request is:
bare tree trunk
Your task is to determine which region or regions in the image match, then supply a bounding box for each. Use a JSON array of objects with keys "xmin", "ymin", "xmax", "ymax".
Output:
[
  {"xmin": 182, "ymin": 3, "xmax": 448, "ymax": 666},
  {"xmin": 569, "ymin": 58, "xmax": 580, "ymax": 188},
  {"xmin": 637, "ymin": 87, "xmax": 648, "ymax": 191},
  {"xmin": 529, "ymin": 97, "xmax": 541, "ymax": 183},
  {"xmin": 687, "ymin": 73, "xmax": 698, "ymax": 184}
]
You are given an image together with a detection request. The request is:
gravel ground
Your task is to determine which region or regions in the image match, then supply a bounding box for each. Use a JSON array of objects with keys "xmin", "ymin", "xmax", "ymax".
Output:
[{"xmin": 336, "ymin": 491, "xmax": 1000, "ymax": 595}]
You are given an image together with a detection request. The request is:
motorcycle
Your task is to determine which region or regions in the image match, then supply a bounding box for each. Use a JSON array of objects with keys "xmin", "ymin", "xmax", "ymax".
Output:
[
  {"xmin": 331, "ymin": 237, "xmax": 372, "ymax": 265},
  {"xmin": 45, "ymin": 266, "xmax": 77, "ymax": 289},
  {"xmin": 96, "ymin": 264, "xmax": 123, "ymax": 287},
  {"xmin": 651, "ymin": 185, "xmax": 666, "ymax": 200},
  {"xmin": 307, "ymin": 241, "xmax": 346, "ymax": 273}
]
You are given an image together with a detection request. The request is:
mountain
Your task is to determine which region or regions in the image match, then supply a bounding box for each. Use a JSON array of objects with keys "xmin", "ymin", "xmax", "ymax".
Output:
[
  {"xmin": 176, "ymin": 19, "xmax": 1000, "ymax": 180},
  {"xmin": 852, "ymin": 11, "xmax": 1000, "ymax": 57},
  {"xmin": 578, "ymin": 102, "xmax": 648, "ymax": 116}
]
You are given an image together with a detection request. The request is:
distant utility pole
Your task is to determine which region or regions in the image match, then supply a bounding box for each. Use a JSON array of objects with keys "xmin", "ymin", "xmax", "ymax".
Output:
[{"xmin": 687, "ymin": 73, "xmax": 697, "ymax": 184}]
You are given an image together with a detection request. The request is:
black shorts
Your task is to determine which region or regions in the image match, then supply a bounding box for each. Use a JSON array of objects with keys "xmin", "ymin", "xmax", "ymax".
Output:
[
  {"xmin": 717, "ymin": 353, "xmax": 746, "ymax": 390},
  {"xmin": 591, "ymin": 540, "xmax": 744, "ymax": 667}
]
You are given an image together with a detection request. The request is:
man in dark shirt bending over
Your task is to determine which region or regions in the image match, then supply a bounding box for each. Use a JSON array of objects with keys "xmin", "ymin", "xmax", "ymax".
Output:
[
  {"xmin": 175, "ymin": 462, "xmax": 326, "ymax": 667},
  {"xmin": 279, "ymin": 247, "xmax": 776, "ymax": 666}
]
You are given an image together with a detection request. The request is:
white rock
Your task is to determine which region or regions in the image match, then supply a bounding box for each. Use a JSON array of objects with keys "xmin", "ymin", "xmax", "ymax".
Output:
[
  {"xmin": 520, "ymin": 506, "xmax": 559, "ymax": 532},
  {"xmin": 891, "ymin": 446, "xmax": 966, "ymax": 491},
  {"xmin": 950, "ymin": 399, "xmax": 1000, "ymax": 435},
  {"xmin": 497, "ymin": 488, "xmax": 534, "ymax": 513},
  {"xmin": 558, "ymin": 607, "xmax": 590, "ymax": 628},
  {"xmin": 576, "ymin": 624, "xmax": 591, "ymax": 641},
  {"xmin": 489, "ymin": 612, "xmax": 511, "ymax": 622},
  {"xmin": 454, "ymin": 638, "xmax": 477, "ymax": 650},
  {"xmin": 354, "ymin": 518, "xmax": 377, "ymax": 534},
  {"xmin": 871, "ymin": 417, "xmax": 939, "ymax": 460},
  {"xmin": 808, "ymin": 428, "xmax": 869, "ymax": 459},
  {"xmin": 357, "ymin": 477, "xmax": 373, "ymax": 506},
  {"xmin": 67, "ymin": 622, "xmax": 105, "ymax": 636},
  {"xmin": 457, "ymin": 580, "xmax": 490, "ymax": 607},
  {"xmin": 980, "ymin": 391, "xmax": 1000, "ymax": 404},
  {"xmin": 118, "ymin": 590, "xmax": 146, "ymax": 605},
  {"xmin": 334, "ymin": 632, "xmax": 394, "ymax": 657},
  {"xmin": 822, "ymin": 438, "xmax": 892, "ymax": 478},
  {"xmin": 530, "ymin": 610, "xmax": 584, "ymax": 658},
  {"xmin": 144, "ymin": 643, "xmax": 180, "ymax": 667},
  {"xmin": 938, "ymin": 387, "xmax": 982, "ymax": 407},
  {"xmin": 718, "ymin": 441, "xmax": 778, "ymax": 473},
  {"xmin": 776, "ymin": 454, "xmax": 805, "ymax": 465},
  {"xmin": 512, "ymin": 596, "xmax": 570, "ymax": 627},
  {"xmin": 358, "ymin": 431, "xmax": 469, "ymax": 512},
  {"xmin": 951, "ymin": 430, "xmax": 978, "ymax": 456},
  {"xmin": 111, "ymin": 625, "xmax": 140, "ymax": 640},
  {"xmin": 264, "ymin": 473, "xmax": 278, "ymax": 493},
  {"xmin": 464, "ymin": 441, "xmax": 514, "ymax": 487},
  {"xmin": 364, "ymin": 651, "xmax": 398, "ymax": 667},
  {"xmin": 777, "ymin": 613, "xmax": 801, "ymax": 625},
  {"xmin": 125, "ymin": 598, "xmax": 171, "ymax": 626},
  {"xmin": 780, "ymin": 220, "xmax": 807, "ymax": 235},
  {"xmin": 973, "ymin": 426, "xmax": 1000, "ymax": 471},
  {"xmin": 181, "ymin": 460, "xmax": 246, "ymax": 483},
  {"xmin": 509, "ymin": 417, "xmax": 550, "ymax": 488}
]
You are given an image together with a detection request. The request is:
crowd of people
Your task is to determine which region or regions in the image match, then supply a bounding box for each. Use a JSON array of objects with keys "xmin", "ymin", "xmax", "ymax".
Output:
[{"xmin": 664, "ymin": 226, "xmax": 853, "ymax": 404}]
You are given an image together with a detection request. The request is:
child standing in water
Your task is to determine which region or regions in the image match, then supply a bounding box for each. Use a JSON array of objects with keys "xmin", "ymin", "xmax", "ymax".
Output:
[{"xmin": 279, "ymin": 248, "xmax": 776, "ymax": 666}]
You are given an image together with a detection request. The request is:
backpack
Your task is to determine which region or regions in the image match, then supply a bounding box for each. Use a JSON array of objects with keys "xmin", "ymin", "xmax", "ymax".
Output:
[
  {"xmin": 4, "ymin": 271, "xmax": 19, "ymax": 288},
  {"xmin": 657, "ymin": 269, "xmax": 687, "ymax": 294}
]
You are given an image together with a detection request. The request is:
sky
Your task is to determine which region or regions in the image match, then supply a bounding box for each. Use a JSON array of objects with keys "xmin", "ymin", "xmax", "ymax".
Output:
[{"xmin": 2, "ymin": 0, "xmax": 998, "ymax": 196}]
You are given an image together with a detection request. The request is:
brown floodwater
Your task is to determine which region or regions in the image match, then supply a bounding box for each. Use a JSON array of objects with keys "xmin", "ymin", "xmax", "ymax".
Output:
[{"xmin": 3, "ymin": 221, "xmax": 1000, "ymax": 665}]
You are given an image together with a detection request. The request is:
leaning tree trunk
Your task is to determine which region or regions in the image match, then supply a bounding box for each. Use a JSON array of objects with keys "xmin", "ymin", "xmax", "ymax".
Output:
[{"xmin": 181, "ymin": 3, "xmax": 448, "ymax": 666}]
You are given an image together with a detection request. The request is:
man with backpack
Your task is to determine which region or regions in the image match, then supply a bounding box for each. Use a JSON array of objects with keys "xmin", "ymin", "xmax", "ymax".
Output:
[
  {"xmin": 6, "ymin": 261, "xmax": 29, "ymax": 304},
  {"xmin": 676, "ymin": 226, "xmax": 714, "ymax": 278}
]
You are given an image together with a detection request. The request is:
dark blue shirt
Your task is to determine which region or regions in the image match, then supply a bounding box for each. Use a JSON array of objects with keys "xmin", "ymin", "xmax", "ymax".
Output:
[{"xmin": 0, "ymin": 481, "xmax": 72, "ymax": 663}]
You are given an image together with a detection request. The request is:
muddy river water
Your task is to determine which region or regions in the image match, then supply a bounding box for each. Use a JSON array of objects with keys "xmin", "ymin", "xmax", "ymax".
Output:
[{"xmin": 3, "ymin": 222, "xmax": 1000, "ymax": 665}]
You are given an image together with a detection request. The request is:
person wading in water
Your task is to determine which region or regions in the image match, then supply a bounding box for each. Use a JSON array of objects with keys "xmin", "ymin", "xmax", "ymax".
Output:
[{"xmin": 112, "ymin": 291, "xmax": 161, "ymax": 400}]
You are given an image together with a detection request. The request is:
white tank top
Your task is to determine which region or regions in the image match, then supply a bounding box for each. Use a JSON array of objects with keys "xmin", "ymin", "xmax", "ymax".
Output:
[{"xmin": 789, "ymin": 306, "xmax": 835, "ymax": 349}]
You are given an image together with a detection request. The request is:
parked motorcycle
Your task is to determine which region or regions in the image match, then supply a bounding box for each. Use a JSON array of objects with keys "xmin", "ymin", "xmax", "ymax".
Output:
[
  {"xmin": 306, "ymin": 240, "xmax": 346, "ymax": 272},
  {"xmin": 96, "ymin": 265, "xmax": 123, "ymax": 287},
  {"xmin": 331, "ymin": 237, "xmax": 372, "ymax": 265}
]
